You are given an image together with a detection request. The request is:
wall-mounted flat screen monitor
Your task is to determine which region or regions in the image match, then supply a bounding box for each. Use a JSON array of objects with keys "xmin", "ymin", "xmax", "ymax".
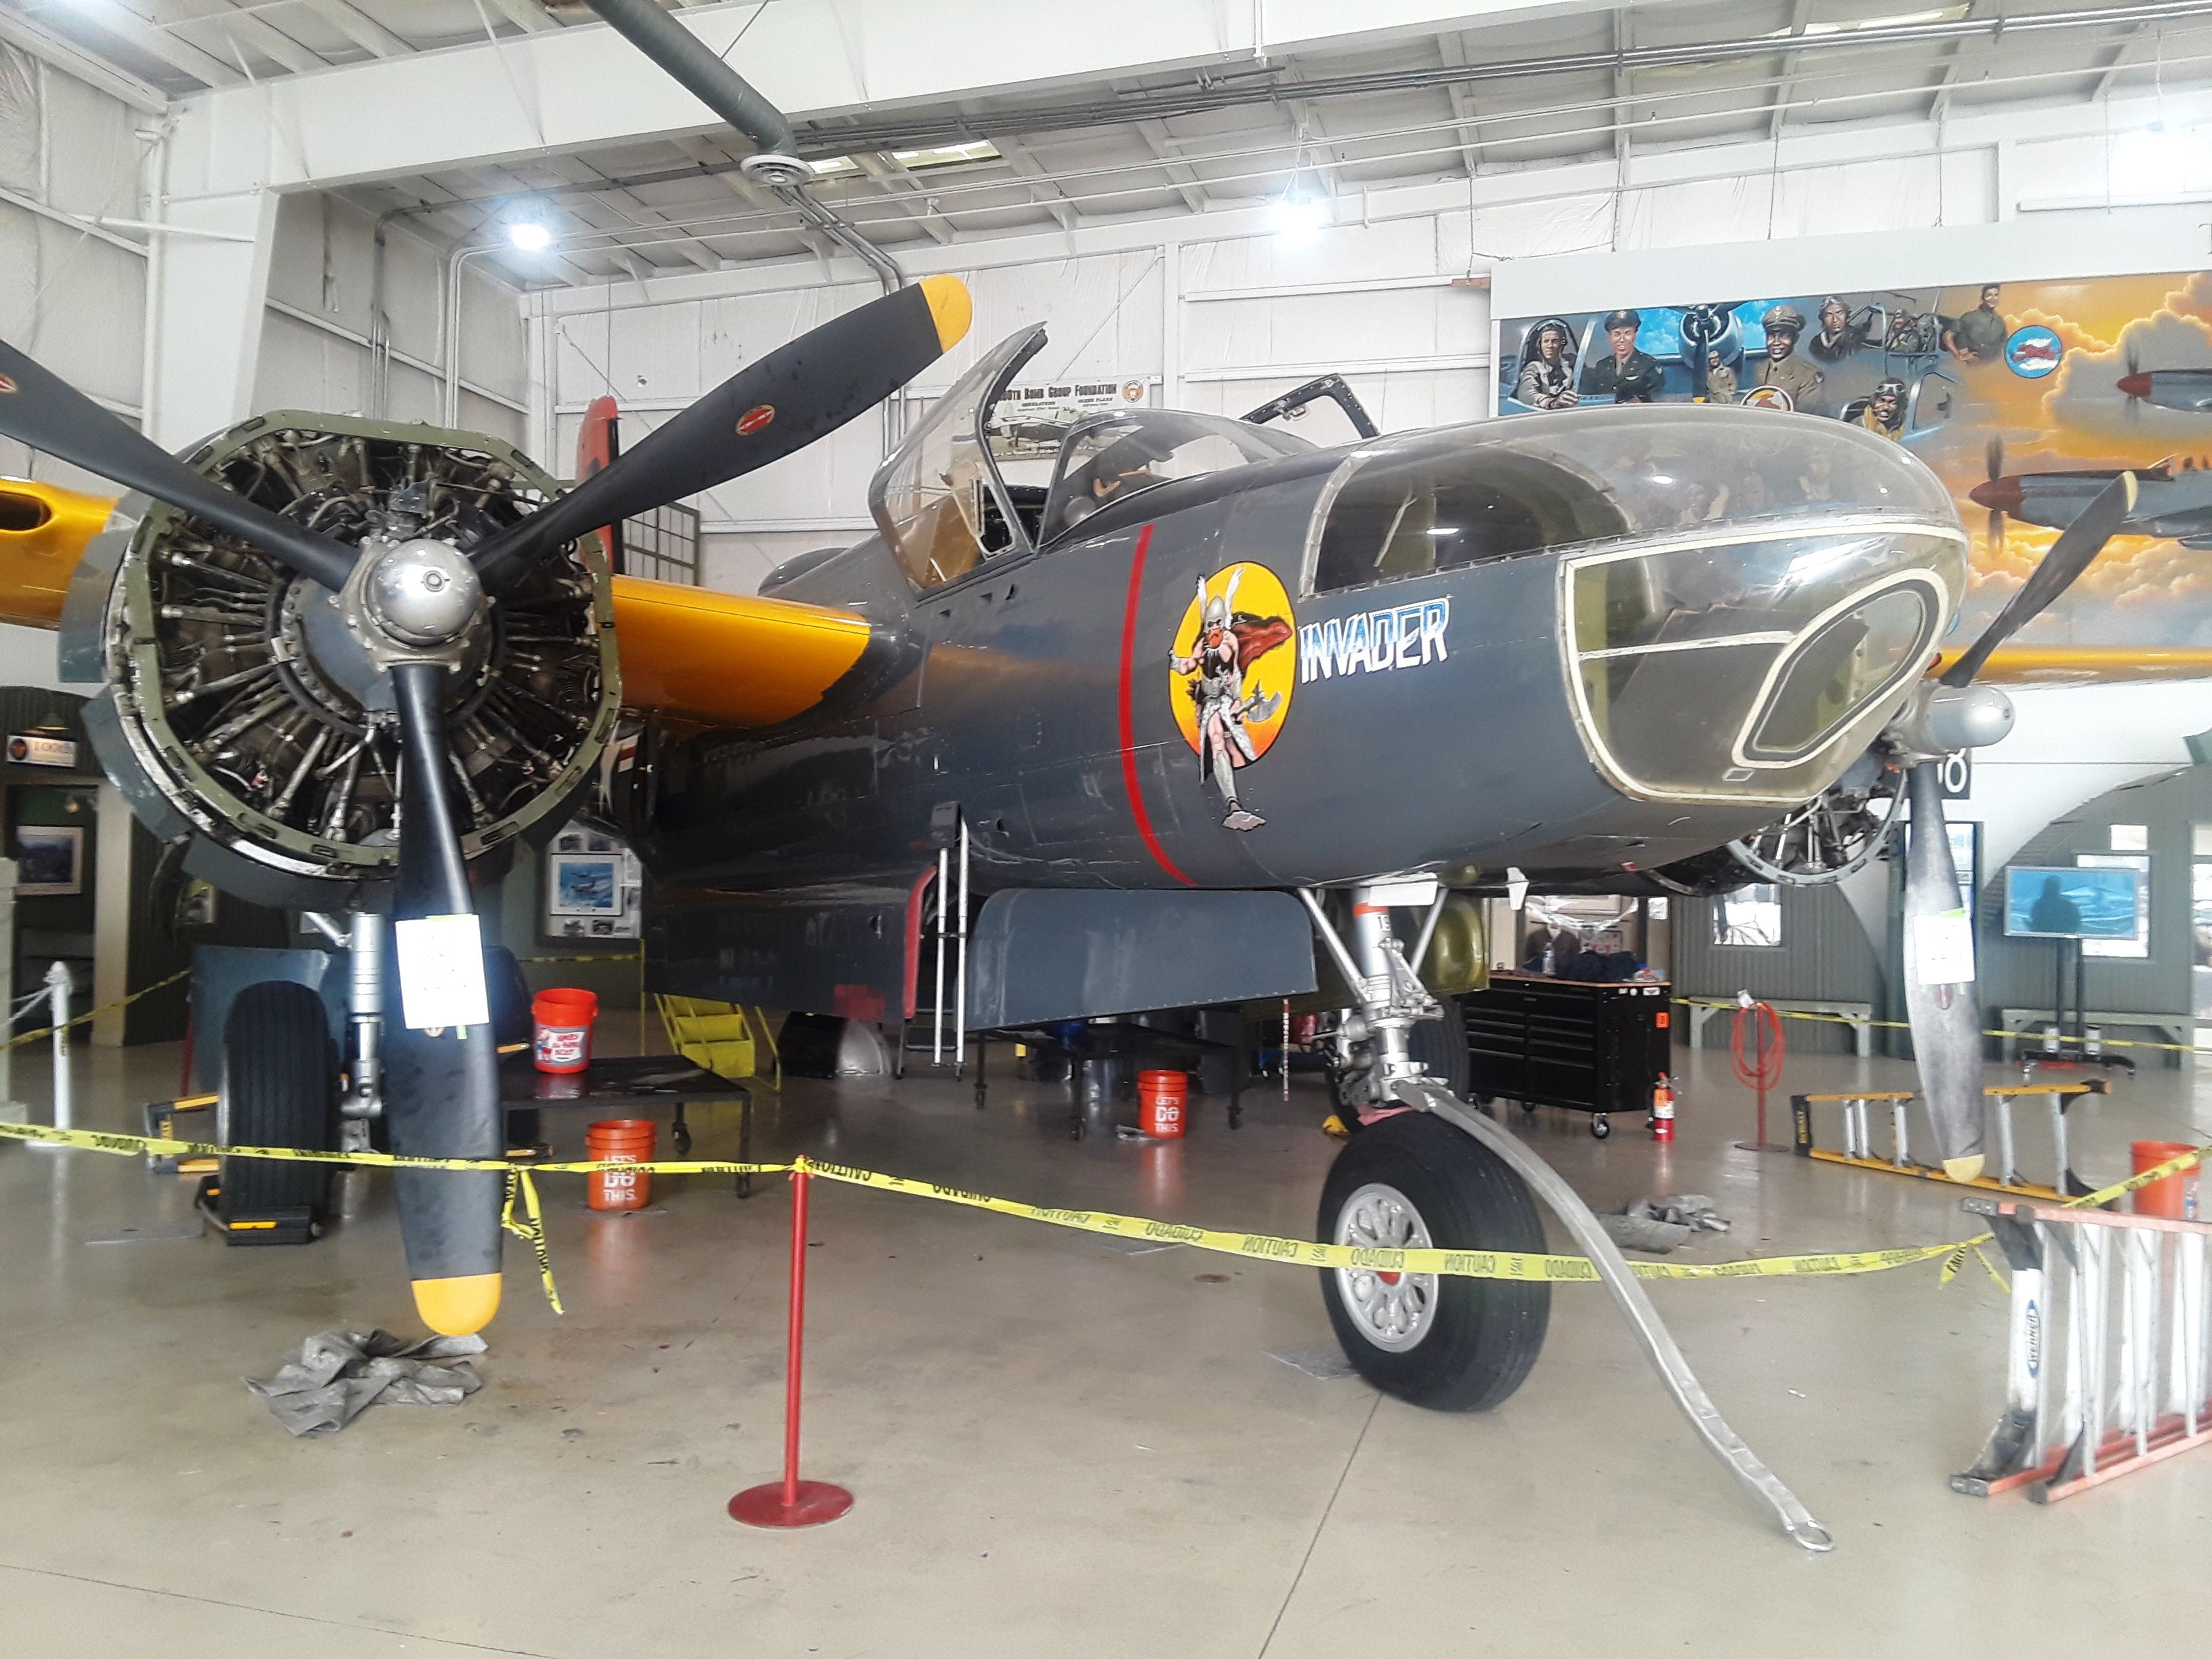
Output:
[{"xmin": 2003, "ymin": 865, "xmax": 2142, "ymax": 940}]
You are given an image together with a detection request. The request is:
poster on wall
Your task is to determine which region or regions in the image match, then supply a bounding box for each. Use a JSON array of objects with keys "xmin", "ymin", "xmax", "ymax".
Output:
[
  {"xmin": 543, "ymin": 823, "xmax": 642, "ymax": 941},
  {"xmin": 985, "ymin": 377, "xmax": 1149, "ymax": 462},
  {"xmin": 1497, "ymin": 272, "xmax": 2212, "ymax": 649},
  {"xmin": 16, "ymin": 825, "xmax": 82, "ymax": 896}
]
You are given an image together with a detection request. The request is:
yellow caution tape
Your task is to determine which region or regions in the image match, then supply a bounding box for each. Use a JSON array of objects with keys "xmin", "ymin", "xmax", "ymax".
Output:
[
  {"xmin": 5, "ymin": 1122, "xmax": 2200, "ymax": 1311},
  {"xmin": 0, "ymin": 1120, "xmax": 790, "ymax": 1176},
  {"xmin": 501, "ymin": 1169, "xmax": 563, "ymax": 1315},
  {"xmin": 2, "ymin": 969, "xmax": 188, "ymax": 1052},
  {"xmin": 1673, "ymin": 995, "xmax": 2198, "ymax": 1055},
  {"xmin": 792, "ymin": 1156, "xmax": 1963, "ymax": 1281}
]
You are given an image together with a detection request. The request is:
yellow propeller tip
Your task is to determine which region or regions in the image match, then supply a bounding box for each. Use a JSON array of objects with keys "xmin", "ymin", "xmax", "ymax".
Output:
[
  {"xmin": 918, "ymin": 274, "xmax": 972, "ymax": 352},
  {"xmin": 412, "ymin": 1272, "xmax": 502, "ymax": 1336},
  {"xmin": 1942, "ymin": 1155, "xmax": 1985, "ymax": 1184}
]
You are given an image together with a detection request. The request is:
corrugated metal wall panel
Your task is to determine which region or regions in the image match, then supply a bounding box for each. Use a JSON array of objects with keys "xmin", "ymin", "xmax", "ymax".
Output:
[
  {"xmin": 1671, "ymin": 880, "xmax": 1886, "ymax": 1054},
  {"xmin": 1976, "ymin": 764, "xmax": 2210, "ymax": 1023}
]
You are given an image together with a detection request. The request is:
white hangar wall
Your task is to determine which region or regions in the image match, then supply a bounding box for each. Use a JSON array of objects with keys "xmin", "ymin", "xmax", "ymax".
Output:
[
  {"xmin": 0, "ymin": 43, "xmax": 149, "ymax": 690},
  {"xmin": 527, "ymin": 83, "xmax": 2212, "ymax": 595},
  {"xmin": 0, "ymin": 48, "xmax": 530, "ymax": 690},
  {"xmin": 255, "ymin": 193, "xmax": 529, "ymax": 446}
]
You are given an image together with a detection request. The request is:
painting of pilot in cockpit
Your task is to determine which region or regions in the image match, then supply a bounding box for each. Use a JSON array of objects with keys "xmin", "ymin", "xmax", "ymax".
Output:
[{"xmin": 1499, "ymin": 271, "xmax": 2212, "ymax": 651}]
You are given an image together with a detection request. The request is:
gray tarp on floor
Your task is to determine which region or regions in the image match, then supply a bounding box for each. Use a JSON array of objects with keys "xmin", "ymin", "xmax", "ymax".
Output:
[{"xmin": 245, "ymin": 1330, "xmax": 485, "ymax": 1437}]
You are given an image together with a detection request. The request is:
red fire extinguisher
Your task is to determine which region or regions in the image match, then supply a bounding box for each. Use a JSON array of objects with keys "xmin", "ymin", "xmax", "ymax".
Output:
[{"xmin": 1650, "ymin": 1076, "xmax": 1676, "ymax": 1142}]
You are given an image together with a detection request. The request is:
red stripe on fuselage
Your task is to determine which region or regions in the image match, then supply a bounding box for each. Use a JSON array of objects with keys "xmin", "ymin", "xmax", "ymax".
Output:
[{"xmin": 1117, "ymin": 524, "xmax": 1193, "ymax": 886}]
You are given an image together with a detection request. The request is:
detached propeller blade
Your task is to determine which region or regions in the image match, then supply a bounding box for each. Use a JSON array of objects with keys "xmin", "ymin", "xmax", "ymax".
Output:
[
  {"xmin": 1941, "ymin": 470, "xmax": 2137, "ymax": 689},
  {"xmin": 381, "ymin": 661, "xmax": 506, "ymax": 1336},
  {"xmin": 1897, "ymin": 467, "xmax": 2140, "ymax": 1179},
  {"xmin": 473, "ymin": 275, "xmax": 972, "ymax": 590},
  {"xmin": 1900, "ymin": 763, "xmax": 1984, "ymax": 1182},
  {"xmin": 0, "ymin": 337, "xmax": 357, "ymax": 592}
]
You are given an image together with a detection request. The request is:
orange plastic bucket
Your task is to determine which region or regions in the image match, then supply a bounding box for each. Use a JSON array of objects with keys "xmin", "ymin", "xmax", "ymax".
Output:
[
  {"xmin": 533, "ymin": 987, "xmax": 598, "ymax": 1073},
  {"xmin": 586, "ymin": 1118, "xmax": 656, "ymax": 1211},
  {"xmin": 1136, "ymin": 1069, "xmax": 1188, "ymax": 1139},
  {"xmin": 2131, "ymin": 1141, "xmax": 2200, "ymax": 1220}
]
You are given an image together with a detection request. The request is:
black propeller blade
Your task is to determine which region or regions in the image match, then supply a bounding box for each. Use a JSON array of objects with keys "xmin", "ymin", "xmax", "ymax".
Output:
[
  {"xmin": 1900, "ymin": 762, "xmax": 1986, "ymax": 1181},
  {"xmin": 380, "ymin": 661, "xmax": 506, "ymax": 1336},
  {"xmin": 472, "ymin": 275, "xmax": 972, "ymax": 591},
  {"xmin": 0, "ymin": 337, "xmax": 357, "ymax": 592},
  {"xmin": 1942, "ymin": 470, "xmax": 2137, "ymax": 689},
  {"xmin": 1897, "ymin": 468, "xmax": 2137, "ymax": 1179},
  {"xmin": 1983, "ymin": 436, "xmax": 2006, "ymax": 555}
]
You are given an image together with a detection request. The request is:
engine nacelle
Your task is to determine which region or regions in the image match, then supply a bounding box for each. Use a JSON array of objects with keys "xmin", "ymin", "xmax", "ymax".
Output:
[{"xmin": 60, "ymin": 413, "xmax": 621, "ymax": 912}]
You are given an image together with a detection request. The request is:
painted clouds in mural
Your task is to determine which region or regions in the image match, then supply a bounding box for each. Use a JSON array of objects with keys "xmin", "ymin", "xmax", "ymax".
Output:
[{"xmin": 1499, "ymin": 274, "xmax": 2212, "ymax": 647}]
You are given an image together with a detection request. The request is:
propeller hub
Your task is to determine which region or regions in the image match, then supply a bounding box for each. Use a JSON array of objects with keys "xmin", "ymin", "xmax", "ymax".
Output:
[
  {"xmin": 363, "ymin": 539, "xmax": 483, "ymax": 649},
  {"xmin": 1967, "ymin": 476, "xmax": 2020, "ymax": 512}
]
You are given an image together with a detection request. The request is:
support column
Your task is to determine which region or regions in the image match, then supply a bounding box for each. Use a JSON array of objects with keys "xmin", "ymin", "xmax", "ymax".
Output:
[
  {"xmin": 91, "ymin": 783, "xmax": 133, "ymax": 1048},
  {"xmin": 142, "ymin": 189, "xmax": 279, "ymax": 451}
]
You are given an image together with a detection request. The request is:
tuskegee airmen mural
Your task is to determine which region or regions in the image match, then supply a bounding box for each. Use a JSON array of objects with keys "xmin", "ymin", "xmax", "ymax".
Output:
[{"xmin": 1499, "ymin": 270, "xmax": 2212, "ymax": 651}]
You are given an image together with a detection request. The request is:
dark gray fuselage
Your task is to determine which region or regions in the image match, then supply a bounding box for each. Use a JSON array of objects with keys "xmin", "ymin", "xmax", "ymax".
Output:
[{"xmin": 636, "ymin": 435, "xmax": 1890, "ymax": 897}]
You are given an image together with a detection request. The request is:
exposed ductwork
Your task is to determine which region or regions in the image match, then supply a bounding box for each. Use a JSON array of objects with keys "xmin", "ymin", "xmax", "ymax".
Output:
[
  {"xmin": 787, "ymin": 0, "xmax": 2212, "ymax": 157},
  {"xmin": 579, "ymin": 0, "xmax": 907, "ymax": 447},
  {"xmin": 577, "ymin": 0, "xmax": 802, "ymax": 178}
]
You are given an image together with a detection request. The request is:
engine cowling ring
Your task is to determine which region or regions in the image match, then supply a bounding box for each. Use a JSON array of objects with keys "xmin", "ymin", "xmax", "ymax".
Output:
[{"xmin": 81, "ymin": 413, "xmax": 621, "ymax": 912}]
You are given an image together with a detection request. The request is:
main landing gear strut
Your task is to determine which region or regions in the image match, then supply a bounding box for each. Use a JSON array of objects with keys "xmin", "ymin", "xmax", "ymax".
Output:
[{"xmin": 1299, "ymin": 880, "xmax": 1832, "ymax": 1553}]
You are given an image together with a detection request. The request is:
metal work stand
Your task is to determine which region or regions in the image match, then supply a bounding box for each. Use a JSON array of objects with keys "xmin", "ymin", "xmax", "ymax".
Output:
[
  {"xmin": 957, "ymin": 1022, "xmax": 1247, "ymax": 1139},
  {"xmin": 500, "ymin": 1054, "xmax": 757, "ymax": 1197}
]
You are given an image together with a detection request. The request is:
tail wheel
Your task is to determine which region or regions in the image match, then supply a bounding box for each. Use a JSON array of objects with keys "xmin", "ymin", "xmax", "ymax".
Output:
[
  {"xmin": 218, "ymin": 980, "xmax": 339, "ymax": 1237},
  {"xmin": 1325, "ymin": 1010, "xmax": 1471, "ymax": 1130},
  {"xmin": 1318, "ymin": 1112, "xmax": 1550, "ymax": 1410}
]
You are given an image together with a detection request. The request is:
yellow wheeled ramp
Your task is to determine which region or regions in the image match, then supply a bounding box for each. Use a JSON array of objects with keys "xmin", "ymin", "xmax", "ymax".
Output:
[{"xmin": 1791, "ymin": 1080, "xmax": 2108, "ymax": 1199}]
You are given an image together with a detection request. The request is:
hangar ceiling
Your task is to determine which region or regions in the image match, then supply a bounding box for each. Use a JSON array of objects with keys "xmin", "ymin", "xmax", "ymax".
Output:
[{"xmin": 5, "ymin": 0, "xmax": 2212, "ymax": 287}]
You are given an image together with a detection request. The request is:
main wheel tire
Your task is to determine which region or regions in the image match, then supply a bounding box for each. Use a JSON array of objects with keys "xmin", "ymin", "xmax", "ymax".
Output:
[
  {"xmin": 1317, "ymin": 1112, "xmax": 1550, "ymax": 1410},
  {"xmin": 218, "ymin": 980, "xmax": 339, "ymax": 1232},
  {"xmin": 1326, "ymin": 1011, "xmax": 1471, "ymax": 1129}
]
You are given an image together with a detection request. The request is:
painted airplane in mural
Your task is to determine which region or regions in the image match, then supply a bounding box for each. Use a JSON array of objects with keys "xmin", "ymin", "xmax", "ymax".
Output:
[
  {"xmin": 1971, "ymin": 436, "xmax": 2212, "ymax": 550},
  {"xmin": 2118, "ymin": 363, "xmax": 2212, "ymax": 415}
]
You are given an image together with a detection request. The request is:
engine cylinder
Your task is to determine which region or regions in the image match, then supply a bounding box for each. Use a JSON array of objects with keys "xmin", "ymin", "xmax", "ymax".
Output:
[{"xmin": 75, "ymin": 414, "xmax": 621, "ymax": 911}]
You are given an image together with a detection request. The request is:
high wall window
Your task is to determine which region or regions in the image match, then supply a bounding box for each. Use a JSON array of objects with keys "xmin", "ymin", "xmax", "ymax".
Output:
[{"xmin": 1713, "ymin": 885, "xmax": 1782, "ymax": 947}]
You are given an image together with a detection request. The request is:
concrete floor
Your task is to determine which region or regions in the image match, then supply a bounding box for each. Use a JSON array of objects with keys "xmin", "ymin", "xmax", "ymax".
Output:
[{"xmin": 1, "ymin": 1021, "xmax": 2207, "ymax": 1658}]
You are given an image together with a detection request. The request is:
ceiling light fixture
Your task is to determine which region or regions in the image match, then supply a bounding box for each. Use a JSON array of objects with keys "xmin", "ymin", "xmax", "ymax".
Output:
[{"xmin": 508, "ymin": 220, "xmax": 552, "ymax": 251}]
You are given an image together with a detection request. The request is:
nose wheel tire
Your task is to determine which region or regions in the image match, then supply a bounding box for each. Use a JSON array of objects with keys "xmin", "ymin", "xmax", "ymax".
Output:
[
  {"xmin": 1317, "ymin": 1111, "xmax": 1550, "ymax": 1410},
  {"xmin": 217, "ymin": 979, "xmax": 340, "ymax": 1237}
]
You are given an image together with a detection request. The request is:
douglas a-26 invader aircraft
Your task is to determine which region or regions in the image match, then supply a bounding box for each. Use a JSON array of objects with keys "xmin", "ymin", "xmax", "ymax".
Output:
[{"xmin": 0, "ymin": 283, "xmax": 2145, "ymax": 1505}]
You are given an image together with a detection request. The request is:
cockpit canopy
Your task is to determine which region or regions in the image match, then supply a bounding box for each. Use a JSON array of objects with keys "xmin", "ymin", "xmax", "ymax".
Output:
[
  {"xmin": 868, "ymin": 325, "xmax": 1309, "ymax": 590},
  {"xmin": 1040, "ymin": 411, "xmax": 1307, "ymax": 543}
]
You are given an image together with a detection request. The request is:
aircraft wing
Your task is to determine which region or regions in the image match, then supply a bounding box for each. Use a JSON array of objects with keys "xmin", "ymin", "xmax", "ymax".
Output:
[
  {"xmin": 0, "ymin": 476, "xmax": 121, "ymax": 626},
  {"xmin": 0, "ymin": 478, "xmax": 888, "ymax": 731},
  {"xmin": 608, "ymin": 575, "xmax": 890, "ymax": 727},
  {"xmin": 1933, "ymin": 644, "xmax": 2212, "ymax": 683}
]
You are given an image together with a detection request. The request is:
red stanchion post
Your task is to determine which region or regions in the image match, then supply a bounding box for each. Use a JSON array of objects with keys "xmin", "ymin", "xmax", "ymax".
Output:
[{"xmin": 729, "ymin": 1167, "xmax": 853, "ymax": 1528}]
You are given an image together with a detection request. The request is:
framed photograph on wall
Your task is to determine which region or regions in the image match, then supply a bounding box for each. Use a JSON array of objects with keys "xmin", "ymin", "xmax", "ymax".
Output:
[
  {"xmin": 16, "ymin": 825, "xmax": 83, "ymax": 895},
  {"xmin": 542, "ymin": 820, "xmax": 644, "ymax": 940},
  {"xmin": 548, "ymin": 853, "xmax": 624, "ymax": 918}
]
